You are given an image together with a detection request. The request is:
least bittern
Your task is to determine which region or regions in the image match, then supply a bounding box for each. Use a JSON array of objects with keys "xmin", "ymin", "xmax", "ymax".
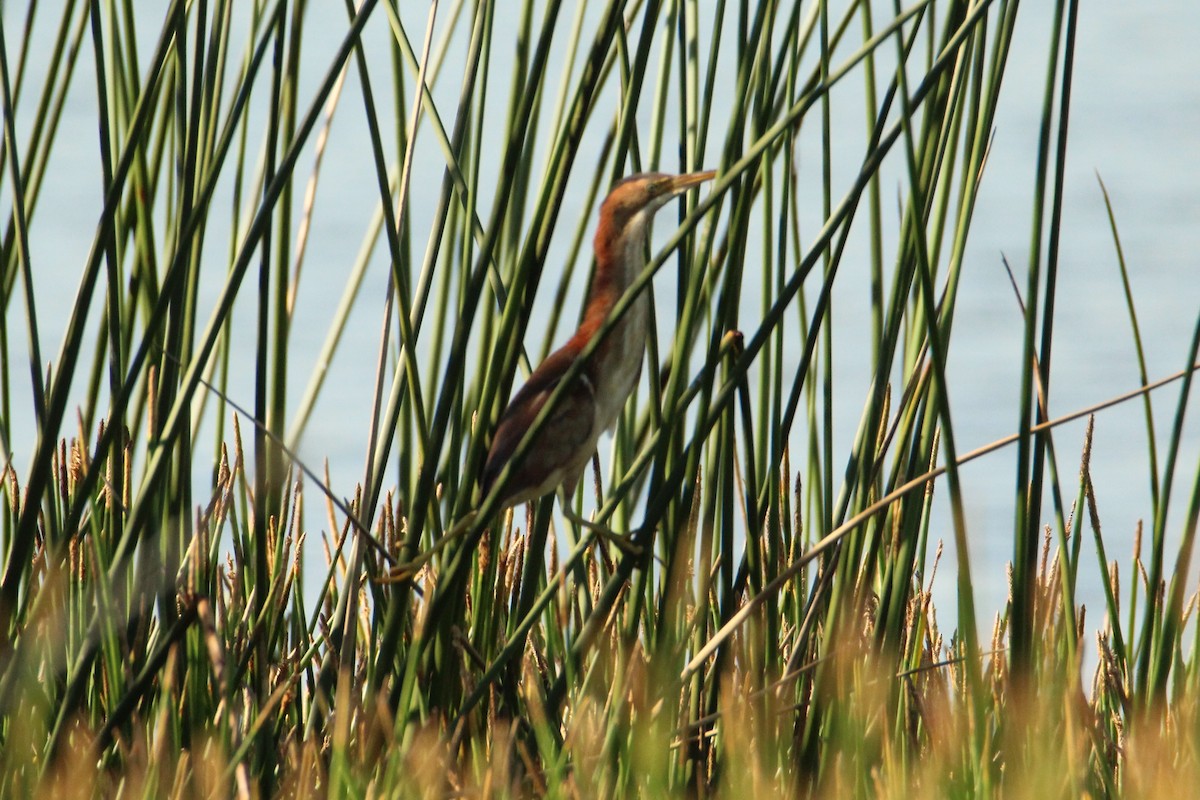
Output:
[
  {"xmin": 378, "ymin": 170, "xmax": 715, "ymax": 584},
  {"xmin": 481, "ymin": 170, "xmax": 716, "ymax": 525}
]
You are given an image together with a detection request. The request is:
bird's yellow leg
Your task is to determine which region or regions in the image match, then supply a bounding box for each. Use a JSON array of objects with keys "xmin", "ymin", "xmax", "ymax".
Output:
[
  {"xmin": 375, "ymin": 510, "xmax": 481, "ymax": 585},
  {"xmin": 557, "ymin": 497, "xmax": 642, "ymax": 557}
]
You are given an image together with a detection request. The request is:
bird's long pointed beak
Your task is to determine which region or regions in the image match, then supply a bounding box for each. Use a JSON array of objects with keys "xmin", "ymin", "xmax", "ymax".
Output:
[{"xmin": 669, "ymin": 170, "xmax": 717, "ymax": 193}]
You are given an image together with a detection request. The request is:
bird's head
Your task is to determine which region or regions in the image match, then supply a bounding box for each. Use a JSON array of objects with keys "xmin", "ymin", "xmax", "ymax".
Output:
[
  {"xmin": 598, "ymin": 170, "xmax": 717, "ymax": 229},
  {"xmin": 594, "ymin": 170, "xmax": 716, "ymax": 267}
]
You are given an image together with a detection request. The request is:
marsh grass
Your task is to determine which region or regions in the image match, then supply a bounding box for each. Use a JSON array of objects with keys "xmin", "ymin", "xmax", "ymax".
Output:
[{"xmin": 0, "ymin": 0, "xmax": 1198, "ymax": 796}]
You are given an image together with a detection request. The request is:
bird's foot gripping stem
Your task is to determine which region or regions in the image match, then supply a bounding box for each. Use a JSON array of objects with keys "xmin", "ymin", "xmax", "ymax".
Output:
[{"xmin": 559, "ymin": 506, "xmax": 643, "ymax": 557}]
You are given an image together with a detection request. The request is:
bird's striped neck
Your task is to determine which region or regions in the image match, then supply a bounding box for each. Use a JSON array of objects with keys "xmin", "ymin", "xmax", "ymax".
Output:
[{"xmin": 577, "ymin": 209, "xmax": 651, "ymax": 343}]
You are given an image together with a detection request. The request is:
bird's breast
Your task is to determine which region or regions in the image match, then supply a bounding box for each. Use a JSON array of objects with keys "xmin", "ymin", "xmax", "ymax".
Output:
[{"xmin": 591, "ymin": 292, "xmax": 649, "ymax": 434}]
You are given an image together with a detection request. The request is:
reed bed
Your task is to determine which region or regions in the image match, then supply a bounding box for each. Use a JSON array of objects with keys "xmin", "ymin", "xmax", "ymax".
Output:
[{"xmin": 1, "ymin": 0, "xmax": 1197, "ymax": 796}]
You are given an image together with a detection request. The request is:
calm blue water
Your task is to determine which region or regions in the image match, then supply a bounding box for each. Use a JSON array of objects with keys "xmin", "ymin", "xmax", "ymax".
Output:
[{"xmin": 3, "ymin": 2, "xmax": 1198, "ymax": 649}]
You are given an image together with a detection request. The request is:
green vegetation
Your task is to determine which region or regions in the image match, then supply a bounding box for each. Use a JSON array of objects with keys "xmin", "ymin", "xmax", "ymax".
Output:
[{"xmin": 1, "ymin": 0, "xmax": 1196, "ymax": 796}]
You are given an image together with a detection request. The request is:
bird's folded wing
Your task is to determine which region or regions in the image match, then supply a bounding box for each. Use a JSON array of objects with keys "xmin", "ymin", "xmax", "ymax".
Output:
[{"xmin": 481, "ymin": 347, "xmax": 596, "ymax": 505}]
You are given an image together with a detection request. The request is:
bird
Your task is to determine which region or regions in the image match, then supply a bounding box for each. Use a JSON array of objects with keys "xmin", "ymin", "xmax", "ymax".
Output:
[{"xmin": 480, "ymin": 170, "xmax": 716, "ymax": 523}]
